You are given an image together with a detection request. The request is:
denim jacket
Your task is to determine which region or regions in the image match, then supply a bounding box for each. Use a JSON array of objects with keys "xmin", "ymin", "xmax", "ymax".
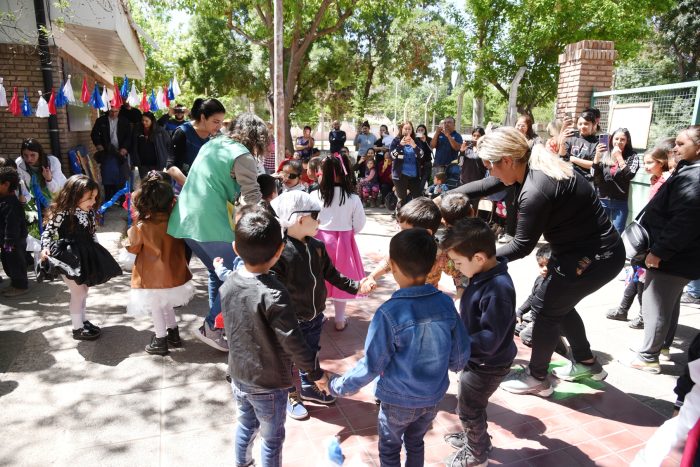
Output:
[{"xmin": 329, "ymin": 284, "xmax": 470, "ymax": 408}]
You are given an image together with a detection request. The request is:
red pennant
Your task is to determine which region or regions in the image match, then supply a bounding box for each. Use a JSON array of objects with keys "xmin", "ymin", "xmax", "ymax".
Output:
[
  {"xmin": 48, "ymin": 88, "xmax": 57, "ymax": 115},
  {"xmin": 140, "ymin": 87, "xmax": 150, "ymax": 112},
  {"xmin": 163, "ymin": 85, "xmax": 170, "ymax": 107},
  {"xmin": 81, "ymin": 77, "xmax": 90, "ymax": 103},
  {"xmin": 8, "ymin": 87, "xmax": 20, "ymax": 116},
  {"xmin": 110, "ymin": 81, "xmax": 123, "ymax": 108}
]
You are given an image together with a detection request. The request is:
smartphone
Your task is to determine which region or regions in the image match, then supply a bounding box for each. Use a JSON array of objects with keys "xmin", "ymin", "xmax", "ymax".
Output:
[
  {"xmin": 598, "ymin": 134, "xmax": 609, "ymax": 147},
  {"xmin": 571, "ymin": 129, "xmax": 580, "ymax": 138},
  {"xmin": 565, "ymin": 111, "xmax": 574, "ymax": 119}
]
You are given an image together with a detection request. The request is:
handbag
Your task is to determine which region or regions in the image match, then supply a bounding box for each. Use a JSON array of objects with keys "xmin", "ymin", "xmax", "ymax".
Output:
[{"xmin": 621, "ymin": 208, "xmax": 650, "ymax": 264}]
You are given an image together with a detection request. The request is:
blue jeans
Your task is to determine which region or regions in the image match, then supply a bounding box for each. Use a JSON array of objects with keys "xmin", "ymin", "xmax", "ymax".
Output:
[
  {"xmin": 686, "ymin": 279, "xmax": 700, "ymax": 298},
  {"xmin": 232, "ymin": 381, "xmax": 288, "ymax": 467},
  {"xmin": 599, "ymin": 198, "xmax": 629, "ymax": 233},
  {"xmin": 377, "ymin": 402, "xmax": 439, "ymax": 467},
  {"xmin": 297, "ymin": 313, "xmax": 324, "ymax": 389},
  {"xmin": 185, "ymin": 239, "xmax": 236, "ymax": 327}
]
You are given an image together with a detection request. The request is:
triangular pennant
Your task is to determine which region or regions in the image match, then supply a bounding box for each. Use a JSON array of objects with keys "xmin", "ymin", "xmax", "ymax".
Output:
[
  {"xmin": 36, "ymin": 91, "xmax": 50, "ymax": 118},
  {"xmin": 156, "ymin": 88, "xmax": 165, "ymax": 109},
  {"xmin": 148, "ymin": 89, "xmax": 159, "ymax": 112},
  {"xmin": 81, "ymin": 77, "xmax": 90, "ymax": 103},
  {"xmin": 127, "ymin": 82, "xmax": 139, "ymax": 107},
  {"xmin": 172, "ymin": 76, "xmax": 180, "ymax": 96},
  {"xmin": 120, "ymin": 75, "xmax": 129, "ymax": 99},
  {"xmin": 62, "ymin": 75, "xmax": 75, "ymax": 104},
  {"xmin": 166, "ymin": 83, "xmax": 173, "ymax": 104},
  {"xmin": 22, "ymin": 88, "xmax": 33, "ymax": 117},
  {"xmin": 9, "ymin": 87, "xmax": 20, "ymax": 116},
  {"xmin": 100, "ymin": 85, "xmax": 110, "ymax": 111},
  {"xmin": 89, "ymin": 83, "xmax": 104, "ymax": 109},
  {"xmin": 48, "ymin": 88, "xmax": 57, "ymax": 115},
  {"xmin": 140, "ymin": 88, "xmax": 150, "ymax": 112},
  {"xmin": 111, "ymin": 81, "xmax": 123, "ymax": 108},
  {"xmin": 0, "ymin": 78, "xmax": 7, "ymax": 107}
]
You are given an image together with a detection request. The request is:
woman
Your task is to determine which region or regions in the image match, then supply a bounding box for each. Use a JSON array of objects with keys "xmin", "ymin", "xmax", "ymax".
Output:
[
  {"xmin": 16, "ymin": 138, "xmax": 67, "ymax": 203},
  {"xmin": 390, "ymin": 122, "xmax": 427, "ymax": 211},
  {"xmin": 167, "ymin": 112, "xmax": 266, "ymax": 352},
  {"xmin": 442, "ymin": 127, "xmax": 624, "ymax": 396},
  {"xmin": 458, "ymin": 127, "xmax": 486, "ymax": 212},
  {"xmin": 416, "ymin": 124, "xmax": 433, "ymax": 192},
  {"xmin": 294, "ymin": 126, "xmax": 314, "ymax": 161},
  {"xmin": 620, "ymin": 126, "xmax": 700, "ymax": 374},
  {"xmin": 591, "ymin": 128, "xmax": 640, "ymax": 233},
  {"xmin": 557, "ymin": 110, "xmax": 599, "ymax": 181},
  {"xmin": 166, "ymin": 98, "xmax": 225, "ymax": 185},
  {"xmin": 515, "ymin": 114, "xmax": 543, "ymax": 147},
  {"xmin": 131, "ymin": 112, "xmax": 173, "ymax": 178}
]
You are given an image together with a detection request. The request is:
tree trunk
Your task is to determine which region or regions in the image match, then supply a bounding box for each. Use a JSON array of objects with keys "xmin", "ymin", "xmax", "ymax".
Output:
[
  {"xmin": 456, "ymin": 90, "xmax": 465, "ymax": 133},
  {"xmin": 357, "ymin": 61, "xmax": 376, "ymax": 121},
  {"xmin": 505, "ymin": 66, "xmax": 527, "ymax": 126},
  {"xmin": 473, "ymin": 95, "xmax": 484, "ymax": 127}
]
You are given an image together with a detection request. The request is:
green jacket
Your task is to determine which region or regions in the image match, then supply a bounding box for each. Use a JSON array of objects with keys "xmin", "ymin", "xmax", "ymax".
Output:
[{"xmin": 167, "ymin": 137, "xmax": 251, "ymax": 243}]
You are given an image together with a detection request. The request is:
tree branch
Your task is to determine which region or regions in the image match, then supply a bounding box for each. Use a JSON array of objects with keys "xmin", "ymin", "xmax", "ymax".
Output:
[
  {"xmin": 490, "ymin": 79, "xmax": 509, "ymax": 100},
  {"xmin": 226, "ymin": 10, "xmax": 266, "ymax": 46}
]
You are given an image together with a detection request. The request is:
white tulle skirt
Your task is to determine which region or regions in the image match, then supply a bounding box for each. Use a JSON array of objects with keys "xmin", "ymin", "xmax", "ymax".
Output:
[{"xmin": 127, "ymin": 281, "xmax": 196, "ymax": 316}]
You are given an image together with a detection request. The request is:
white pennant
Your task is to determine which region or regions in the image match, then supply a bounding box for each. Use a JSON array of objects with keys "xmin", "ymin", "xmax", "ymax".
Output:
[
  {"xmin": 172, "ymin": 76, "xmax": 181, "ymax": 96},
  {"xmin": 63, "ymin": 75, "xmax": 76, "ymax": 104},
  {"xmin": 0, "ymin": 78, "xmax": 7, "ymax": 107},
  {"xmin": 156, "ymin": 88, "xmax": 165, "ymax": 109},
  {"xmin": 100, "ymin": 85, "xmax": 110, "ymax": 111},
  {"xmin": 127, "ymin": 82, "xmax": 140, "ymax": 107},
  {"xmin": 36, "ymin": 90, "xmax": 50, "ymax": 118}
]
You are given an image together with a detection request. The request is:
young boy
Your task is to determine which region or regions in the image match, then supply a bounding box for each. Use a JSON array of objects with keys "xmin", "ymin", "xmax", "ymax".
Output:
[
  {"xmin": 330, "ymin": 228, "xmax": 470, "ymax": 467},
  {"xmin": 220, "ymin": 210, "xmax": 329, "ymax": 467},
  {"xmin": 439, "ymin": 193, "xmax": 474, "ymax": 227},
  {"xmin": 440, "ymin": 217, "xmax": 519, "ymax": 467},
  {"xmin": 305, "ymin": 156, "xmax": 322, "ymax": 193},
  {"xmin": 427, "ymin": 172, "xmax": 449, "ymax": 198},
  {"xmin": 270, "ymin": 191, "xmax": 362, "ymax": 420},
  {"xmin": 0, "ymin": 166, "xmax": 28, "ymax": 297},
  {"xmin": 278, "ymin": 160, "xmax": 305, "ymax": 192}
]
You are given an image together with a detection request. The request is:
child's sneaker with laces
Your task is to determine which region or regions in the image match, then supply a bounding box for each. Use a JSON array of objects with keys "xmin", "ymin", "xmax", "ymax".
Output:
[
  {"xmin": 443, "ymin": 432, "xmax": 493, "ymax": 452},
  {"xmin": 72, "ymin": 322, "xmax": 101, "ymax": 341},
  {"xmin": 552, "ymin": 358, "xmax": 607, "ymax": 382},
  {"xmin": 300, "ymin": 384, "xmax": 336, "ymax": 404},
  {"xmin": 445, "ymin": 445, "xmax": 488, "ymax": 467},
  {"xmin": 287, "ymin": 389, "xmax": 309, "ymax": 420}
]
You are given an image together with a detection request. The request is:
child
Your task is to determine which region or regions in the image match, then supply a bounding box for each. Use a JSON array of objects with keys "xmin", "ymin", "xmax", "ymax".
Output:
[
  {"xmin": 357, "ymin": 158, "xmax": 379, "ymax": 207},
  {"xmin": 279, "ymin": 159, "xmax": 305, "ymax": 192},
  {"xmin": 39, "ymin": 175, "xmax": 122, "ymax": 340},
  {"xmin": 300, "ymin": 158, "xmax": 314, "ymax": 187},
  {"xmin": 0, "ymin": 166, "xmax": 28, "ymax": 297},
  {"xmin": 220, "ymin": 209, "xmax": 329, "ymax": 467},
  {"xmin": 378, "ymin": 151, "xmax": 393, "ymax": 202},
  {"xmin": 312, "ymin": 155, "xmax": 366, "ymax": 331},
  {"xmin": 270, "ymin": 190, "xmax": 362, "ymax": 419},
  {"xmin": 257, "ymin": 173, "xmax": 279, "ymax": 215},
  {"xmin": 427, "ymin": 172, "xmax": 449, "ymax": 198},
  {"xmin": 124, "ymin": 172, "xmax": 195, "ymax": 355},
  {"xmin": 330, "ymin": 228, "xmax": 470, "ymax": 467},
  {"xmin": 439, "ymin": 193, "xmax": 474, "ymax": 227},
  {"xmin": 440, "ymin": 217, "xmax": 518, "ymax": 467},
  {"xmin": 306, "ymin": 156, "xmax": 322, "ymax": 193}
]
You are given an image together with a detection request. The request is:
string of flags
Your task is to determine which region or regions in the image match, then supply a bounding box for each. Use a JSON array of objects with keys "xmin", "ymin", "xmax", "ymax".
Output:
[{"xmin": 0, "ymin": 74, "xmax": 181, "ymax": 118}]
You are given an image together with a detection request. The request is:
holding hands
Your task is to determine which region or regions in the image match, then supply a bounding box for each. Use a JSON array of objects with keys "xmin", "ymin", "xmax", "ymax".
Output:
[{"xmin": 359, "ymin": 276, "xmax": 377, "ymax": 295}]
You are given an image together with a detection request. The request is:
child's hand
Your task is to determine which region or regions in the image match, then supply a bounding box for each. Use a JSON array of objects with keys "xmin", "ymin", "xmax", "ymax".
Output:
[
  {"xmin": 316, "ymin": 372, "xmax": 330, "ymax": 395},
  {"xmin": 40, "ymin": 249, "xmax": 50, "ymax": 260},
  {"xmin": 359, "ymin": 276, "xmax": 376, "ymax": 295},
  {"xmin": 213, "ymin": 257, "xmax": 224, "ymax": 268}
]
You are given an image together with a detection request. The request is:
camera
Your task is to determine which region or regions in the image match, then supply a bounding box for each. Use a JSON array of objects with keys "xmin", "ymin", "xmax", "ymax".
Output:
[{"xmin": 571, "ymin": 130, "xmax": 580, "ymax": 138}]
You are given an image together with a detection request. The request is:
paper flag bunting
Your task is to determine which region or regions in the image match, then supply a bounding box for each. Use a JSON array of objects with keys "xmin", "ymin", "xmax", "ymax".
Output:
[
  {"xmin": 36, "ymin": 91, "xmax": 50, "ymax": 118},
  {"xmin": 8, "ymin": 87, "xmax": 20, "ymax": 116},
  {"xmin": 89, "ymin": 83, "xmax": 104, "ymax": 109},
  {"xmin": 120, "ymin": 75, "xmax": 129, "ymax": 99},
  {"xmin": 164, "ymin": 84, "xmax": 171, "ymax": 107},
  {"xmin": 127, "ymin": 82, "xmax": 139, "ymax": 107},
  {"xmin": 148, "ymin": 89, "xmax": 159, "ymax": 112},
  {"xmin": 22, "ymin": 88, "xmax": 33, "ymax": 117},
  {"xmin": 172, "ymin": 76, "xmax": 180, "ymax": 96},
  {"xmin": 81, "ymin": 77, "xmax": 90, "ymax": 103},
  {"xmin": 48, "ymin": 88, "xmax": 57, "ymax": 115},
  {"xmin": 111, "ymin": 81, "xmax": 123, "ymax": 108},
  {"xmin": 156, "ymin": 88, "xmax": 165, "ymax": 110},
  {"xmin": 62, "ymin": 75, "xmax": 75, "ymax": 104},
  {"xmin": 167, "ymin": 79, "xmax": 175, "ymax": 101},
  {"xmin": 100, "ymin": 85, "xmax": 110, "ymax": 111},
  {"xmin": 55, "ymin": 82, "xmax": 67, "ymax": 108},
  {"xmin": 0, "ymin": 78, "xmax": 7, "ymax": 107},
  {"xmin": 140, "ymin": 88, "xmax": 150, "ymax": 112}
]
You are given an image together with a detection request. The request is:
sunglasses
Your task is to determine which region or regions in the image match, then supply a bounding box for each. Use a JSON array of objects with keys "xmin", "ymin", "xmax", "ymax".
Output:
[
  {"xmin": 284, "ymin": 172, "xmax": 299, "ymax": 179},
  {"xmin": 288, "ymin": 210, "xmax": 319, "ymax": 221}
]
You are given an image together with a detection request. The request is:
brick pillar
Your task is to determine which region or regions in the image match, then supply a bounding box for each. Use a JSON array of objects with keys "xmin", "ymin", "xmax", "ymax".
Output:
[{"xmin": 556, "ymin": 40, "xmax": 617, "ymax": 119}]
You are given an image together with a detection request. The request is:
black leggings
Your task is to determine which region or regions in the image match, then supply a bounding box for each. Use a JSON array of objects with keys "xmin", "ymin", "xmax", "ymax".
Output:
[{"xmin": 528, "ymin": 242, "xmax": 626, "ymax": 378}]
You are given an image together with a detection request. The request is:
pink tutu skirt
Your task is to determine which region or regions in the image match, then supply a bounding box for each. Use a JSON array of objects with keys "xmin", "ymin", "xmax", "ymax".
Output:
[{"xmin": 315, "ymin": 229, "xmax": 365, "ymax": 300}]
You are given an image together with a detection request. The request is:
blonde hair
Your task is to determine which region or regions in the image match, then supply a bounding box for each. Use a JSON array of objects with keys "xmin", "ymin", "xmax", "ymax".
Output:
[
  {"xmin": 477, "ymin": 127, "xmax": 573, "ymax": 180},
  {"xmin": 546, "ymin": 119, "xmax": 563, "ymax": 138}
]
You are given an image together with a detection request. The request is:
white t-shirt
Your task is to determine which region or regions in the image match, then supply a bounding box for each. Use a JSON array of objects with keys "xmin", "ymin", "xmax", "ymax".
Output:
[{"xmin": 312, "ymin": 187, "xmax": 366, "ymax": 232}]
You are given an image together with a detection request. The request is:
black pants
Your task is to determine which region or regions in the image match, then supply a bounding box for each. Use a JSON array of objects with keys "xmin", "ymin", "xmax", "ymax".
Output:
[
  {"xmin": 619, "ymin": 279, "xmax": 643, "ymax": 313},
  {"xmin": 393, "ymin": 175, "xmax": 421, "ymax": 212},
  {"xmin": 1, "ymin": 239, "xmax": 28, "ymax": 289},
  {"xmin": 528, "ymin": 242, "xmax": 626, "ymax": 378},
  {"xmin": 504, "ymin": 187, "xmax": 517, "ymax": 236},
  {"xmin": 457, "ymin": 362, "xmax": 510, "ymax": 456}
]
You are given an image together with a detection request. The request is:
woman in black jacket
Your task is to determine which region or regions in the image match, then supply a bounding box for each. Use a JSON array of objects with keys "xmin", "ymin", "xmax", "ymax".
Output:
[
  {"xmin": 621, "ymin": 126, "xmax": 700, "ymax": 374},
  {"xmin": 131, "ymin": 112, "xmax": 173, "ymax": 178},
  {"xmin": 390, "ymin": 122, "xmax": 427, "ymax": 211},
  {"xmin": 440, "ymin": 127, "xmax": 625, "ymax": 396}
]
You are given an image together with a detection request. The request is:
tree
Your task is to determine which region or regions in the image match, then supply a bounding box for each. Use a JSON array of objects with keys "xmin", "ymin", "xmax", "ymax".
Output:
[{"xmin": 654, "ymin": 0, "xmax": 700, "ymax": 81}]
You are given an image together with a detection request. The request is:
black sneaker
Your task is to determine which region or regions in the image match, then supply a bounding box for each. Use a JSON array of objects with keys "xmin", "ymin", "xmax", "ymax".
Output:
[
  {"xmin": 300, "ymin": 384, "xmax": 336, "ymax": 404},
  {"xmin": 605, "ymin": 308, "xmax": 628, "ymax": 321},
  {"xmin": 628, "ymin": 316, "xmax": 644, "ymax": 329},
  {"xmin": 73, "ymin": 326, "xmax": 100, "ymax": 341},
  {"xmin": 83, "ymin": 321, "xmax": 101, "ymax": 333},
  {"xmin": 145, "ymin": 335, "xmax": 169, "ymax": 356},
  {"xmin": 166, "ymin": 327, "xmax": 183, "ymax": 348}
]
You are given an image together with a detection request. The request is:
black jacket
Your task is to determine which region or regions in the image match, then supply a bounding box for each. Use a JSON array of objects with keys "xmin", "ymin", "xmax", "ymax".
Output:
[
  {"xmin": 329, "ymin": 129, "xmax": 347, "ymax": 154},
  {"xmin": 390, "ymin": 136, "xmax": 427, "ymax": 180},
  {"xmin": 130, "ymin": 123, "xmax": 173, "ymax": 170},
  {"xmin": 90, "ymin": 114, "xmax": 131, "ymax": 153},
  {"xmin": 592, "ymin": 152, "xmax": 640, "ymax": 200},
  {"xmin": 271, "ymin": 236, "xmax": 359, "ymax": 322},
  {"xmin": 517, "ymin": 275, "xmax": 545, "ymax": 319},
  {"xmin": 641, "ymin": 159, "xmax": 700, "ymax": 280},
  {"xmin": 0, "ymin": 195, "xmax": 27, "ymax": 244},
  {"xmin": 220, "ymin": 270, "xmax": 323, "ymax": 390}
]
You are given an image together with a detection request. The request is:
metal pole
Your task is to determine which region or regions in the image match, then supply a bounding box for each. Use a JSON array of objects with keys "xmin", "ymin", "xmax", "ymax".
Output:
[{"xmin": 273, "ymin": 0, "xmax": 285, "ymax": 166}]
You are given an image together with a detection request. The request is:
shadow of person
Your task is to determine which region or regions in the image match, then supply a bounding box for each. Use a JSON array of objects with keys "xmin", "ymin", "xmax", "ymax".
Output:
[{"xmin": 77, "ymin": 325, "xmax": 153, "ymax": 366}]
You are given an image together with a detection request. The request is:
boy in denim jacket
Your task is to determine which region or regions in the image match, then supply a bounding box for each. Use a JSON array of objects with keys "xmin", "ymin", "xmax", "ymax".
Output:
[{"xmin": 330, "ymin": 228, "xmax": 470, "ymax": 466}]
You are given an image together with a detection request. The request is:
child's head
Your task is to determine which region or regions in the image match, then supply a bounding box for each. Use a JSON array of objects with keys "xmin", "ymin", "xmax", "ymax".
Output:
[
  {"xmin": 132, "ymin": 171, "xmax": 174, "ymax": 220},
  {"xmin": 366, "ymin": 159, "xmax": 375, "ymax": 170},
  {"xmin": 0, "ymin": 166, "xmax": 19, "ymax": 195},
  {"xmin": 389, "ymin": 228, "xmax": 437, "ymax": 287},
  {"xmin": 307, "ymin": 156, "xmax": 322, "ymax": 181},
  {"xmin": 0, "ymin": 157, "xmax": 18, "ymax": 169},
  {"xmin": 433, "ymin": 172, "xmax": 447, "ymax": 185},
  {"xmin": 644, "ymin": 147, "xmax": 669, "ymax": 177},
  {"xmin": 319, "ymin": 154, "xmax": 354, "ymax": 205},
  {"xmin": 234, "ymin": 210, "xmax": 284, "ymax": 267},
  {"xmin": 396, "ymin": 197, "xmax": 442, "ymax": 234},
  {"xmin": 50, "ymin": 174, "xmax": 100, "ymax": 216},
  {"xmin": 257, "ymin": 173, "xmax": 279, "ymax": 202},
  {"xmin": 535, "ymin": 244, "xmax": 551, "ymax": 278},
  {"xmin": 441, "ymin": 217, "xmax": 497, "ymax": 278},
  {"xmin": 270, "ymin": 190, "xmax": 321, "ymax": 240},
  {"xmin": 280, "ymin": 160, "xmax": 302, "ymax": 189},
  {"xmin": 439, "ymin": 193, "xmax": 474, "ymax": 226}
]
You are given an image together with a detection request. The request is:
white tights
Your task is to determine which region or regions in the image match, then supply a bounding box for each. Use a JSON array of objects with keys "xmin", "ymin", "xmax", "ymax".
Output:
[
  {"xmin": 151, "ymin": 305, "xmax": 177, "ymax": 338},
  {"xmin": 333, "ymin": 300, "xmax": 347, "ymax": 324},
  {"xmin": 63, "ymin": 277, "xmax": 88, "ymax": 330}
]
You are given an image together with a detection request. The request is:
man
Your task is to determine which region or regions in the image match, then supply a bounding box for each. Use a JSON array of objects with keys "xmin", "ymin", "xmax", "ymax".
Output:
[
  {"xmin": 430, "ymin": 116, "xmax": 463, "ymax": 176},
  {"xmin": 119, "ymin": 102, "xmax": 142, "ymax": 130},
  {"xmin": 353, "ymin": 121, "xmax": 377, "ymax": 158},
  {"xmin": 328, "ymin": 120, "xmax": 346, "ymax": 154},
  {"xmin": 158, "ymin": 103, "xmax": 188, "ymax": 135},
  {"xmin": 91, "ymin": 107, "xmax": 131, "ymax": 201}
]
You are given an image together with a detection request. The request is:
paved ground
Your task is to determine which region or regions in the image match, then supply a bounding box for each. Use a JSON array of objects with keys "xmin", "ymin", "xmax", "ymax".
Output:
[{"xmin": 0, "ymin": 206, "xmax": 696, "ymax": 466}]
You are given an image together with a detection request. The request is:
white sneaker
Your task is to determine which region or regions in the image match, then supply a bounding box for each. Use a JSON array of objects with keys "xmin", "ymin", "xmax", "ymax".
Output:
[
  {"xmin": 500, "ymin": 367, "xmax": 554, "ymax": 397},
  {"xmin": 194, "ymin": 322, "xmax": 229, "ymax": 352}
]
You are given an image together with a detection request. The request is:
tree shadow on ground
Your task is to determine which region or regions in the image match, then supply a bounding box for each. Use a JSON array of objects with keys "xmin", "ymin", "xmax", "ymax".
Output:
[{"xmin": 77, "ymin": 325, "xmax": 153, "ymax": 366}]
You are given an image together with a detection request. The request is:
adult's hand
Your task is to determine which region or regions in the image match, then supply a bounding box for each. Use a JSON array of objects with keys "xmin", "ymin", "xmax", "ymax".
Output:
[
  {"xmin": 594, "ymin": 143, "xmax": 606, "ymax": 163},
  {"xmin": 41, "ymin": 166, "xmax": 53, "ymax": 182},
  {"xmin": 644, "ymin": 252, "xmax": 661, "ymax": 269}
]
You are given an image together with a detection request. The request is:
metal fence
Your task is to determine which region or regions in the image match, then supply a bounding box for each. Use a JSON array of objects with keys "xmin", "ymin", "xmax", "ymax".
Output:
[{"xmin": 591, "ymin": 80, "xmax": 700, "ymax": 152}]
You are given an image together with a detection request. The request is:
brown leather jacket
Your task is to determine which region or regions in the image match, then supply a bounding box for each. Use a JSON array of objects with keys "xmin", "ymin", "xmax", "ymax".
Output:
[{"xmin": 125, "ymin": 213, "xmax": 192, "ymax": 289}]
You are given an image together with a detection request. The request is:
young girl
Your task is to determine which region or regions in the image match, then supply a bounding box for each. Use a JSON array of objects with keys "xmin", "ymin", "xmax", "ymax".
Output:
[
  {"xmin": 124, "ymin": 172, "xmax": 194, "ymax": 355},
  {"xmin": 357, "ymin": 158, "xmax": 379, "ymax": 207},
  {"xmin": 40, "ymin": 175, "xmax": 122, "ymax": 340},
  {"xmin": 645, "ymin": 146, "xmax": 670, "ymax": 199},
  {"xmin": 312, "ymin": 155, "xmax": 366, "ymax": 330}
]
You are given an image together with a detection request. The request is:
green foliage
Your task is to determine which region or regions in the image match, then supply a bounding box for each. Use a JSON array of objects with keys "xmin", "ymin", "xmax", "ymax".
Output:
[{"xmin": 653, "ymin": 0, "xmax": 700, "ymax": 81}]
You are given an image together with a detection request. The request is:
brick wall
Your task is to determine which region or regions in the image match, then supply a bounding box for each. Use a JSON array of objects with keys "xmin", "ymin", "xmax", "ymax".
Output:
[
  {"xmin": 556, "ymin": 40, "xmax": 617, "ymax": 119},
  {"xmin": 0, "ymin": 43, "xmax": 108, "ymax": 175}
]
